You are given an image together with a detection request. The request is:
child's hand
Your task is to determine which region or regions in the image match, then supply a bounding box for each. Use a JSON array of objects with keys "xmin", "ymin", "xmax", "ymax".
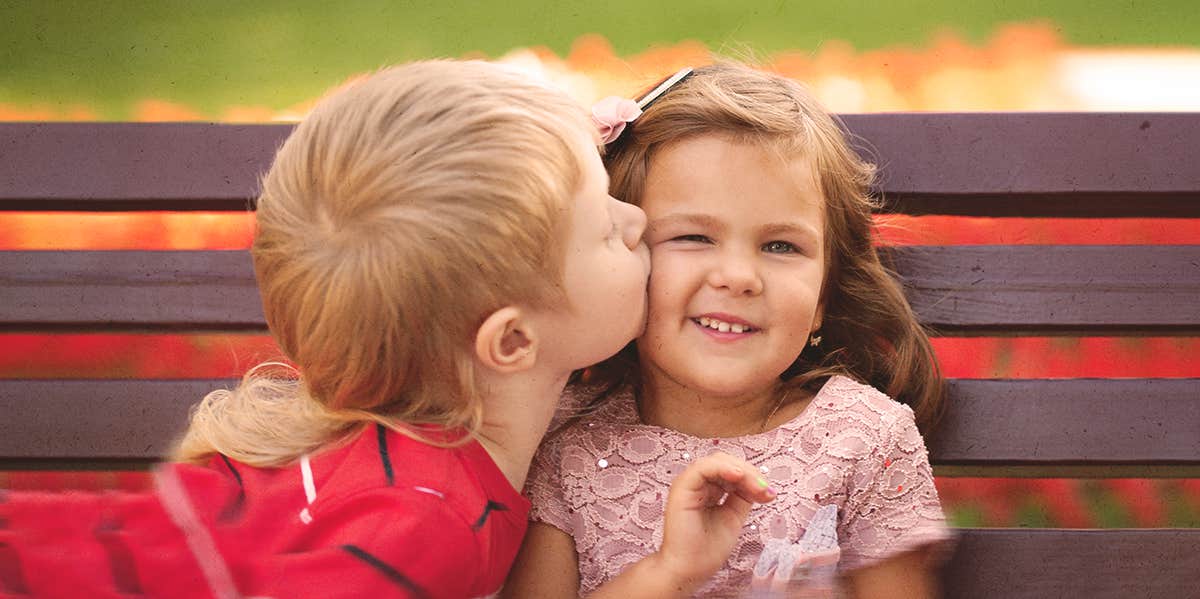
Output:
[{"xmin": 653, "ymin": 452, "xmax": 777, "ymax": 594}]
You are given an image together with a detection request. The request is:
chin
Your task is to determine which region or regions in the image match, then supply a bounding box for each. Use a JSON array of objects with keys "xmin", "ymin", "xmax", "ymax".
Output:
[{"xmin": 683, "ymin": 373, "xmax": 770, "ymax": 399}]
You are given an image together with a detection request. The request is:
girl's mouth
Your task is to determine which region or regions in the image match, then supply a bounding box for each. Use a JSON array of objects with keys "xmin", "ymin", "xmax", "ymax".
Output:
[{"xmin": 693, "ymin": 315, "xmax": 757, "ymax": 334}]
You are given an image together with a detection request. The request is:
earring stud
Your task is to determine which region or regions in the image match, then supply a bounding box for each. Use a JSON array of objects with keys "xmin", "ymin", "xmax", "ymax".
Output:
[{"xmin": 809, "ymin": 334, "xmax": 822, "ymax": 347}]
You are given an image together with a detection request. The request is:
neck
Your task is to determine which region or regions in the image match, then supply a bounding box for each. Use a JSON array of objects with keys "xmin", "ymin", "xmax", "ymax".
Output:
[
  {"xmin": 637, "ymin": 365, "xmax": 813, "ymax": 438},
  {"xmin": 472, "ymin": 366, "xmax": 572, "ymax": 491}
]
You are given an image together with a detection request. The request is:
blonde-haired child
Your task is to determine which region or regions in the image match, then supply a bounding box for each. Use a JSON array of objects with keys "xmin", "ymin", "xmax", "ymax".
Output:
[
  {"xmin": 508, "ymin": 64, "xmax": 954, "ymax": 598},
  {"xmin": 0, "ymin": 61, "xmax": 775, "ymax": 599}
]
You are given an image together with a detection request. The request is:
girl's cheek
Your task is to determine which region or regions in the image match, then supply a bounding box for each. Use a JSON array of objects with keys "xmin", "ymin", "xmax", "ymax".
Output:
[{"xmin": 646, "ymin": 252, "xmax": 671, "ymax": 277}]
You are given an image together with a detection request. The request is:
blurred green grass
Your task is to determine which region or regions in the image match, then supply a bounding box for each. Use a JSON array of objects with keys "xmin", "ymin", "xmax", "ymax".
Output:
[{"xmin": 3, "ymin": 0, "xmax": 1198, "ymax": 118}]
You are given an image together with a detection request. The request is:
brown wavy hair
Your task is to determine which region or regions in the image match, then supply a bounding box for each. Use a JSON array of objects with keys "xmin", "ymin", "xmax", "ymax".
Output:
[
  {"xmin": 591, "ymin": 62, "xmax": 945, "ymax": 434},
  {"xmin": 175, "ymin": 61, "xmax": 592, "ymax": 465}
]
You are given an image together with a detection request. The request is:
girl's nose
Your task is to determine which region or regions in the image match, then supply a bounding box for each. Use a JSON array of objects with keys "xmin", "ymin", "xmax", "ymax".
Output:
[{"xmin": 706, "ymin": 249, "xmax": 763, "ymax": 296}]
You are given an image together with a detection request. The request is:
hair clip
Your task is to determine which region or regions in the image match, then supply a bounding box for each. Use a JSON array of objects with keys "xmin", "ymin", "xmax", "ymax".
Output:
[
  {"xmin": 592, "ymin": 67, "xmax": 695, "ymax": 146},
  {"xmin": 592, "ymin": 97, "xmax": 642, "ymax": 145},
  {"xmin": 636, "ymin": 67, "xmax": 694, "ymax": 110}
]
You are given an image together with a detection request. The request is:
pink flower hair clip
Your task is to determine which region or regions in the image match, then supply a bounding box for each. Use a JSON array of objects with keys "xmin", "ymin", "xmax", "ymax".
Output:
[
  {"xmin": 591, "ymin": 96, "xmax": 642, "ymax": 145},
  {"xmin": 591, "ymin": 67, "xmax": 694, "ymax": 145}
]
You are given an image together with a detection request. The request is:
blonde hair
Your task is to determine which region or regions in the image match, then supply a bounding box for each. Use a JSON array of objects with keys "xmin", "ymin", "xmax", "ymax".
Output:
[
  {"xmin": 175, "ymin": 61, "xmax": 592, "ymax": 465},
  {"xmin": 596, "ymin": 62, "xmax": 945, "ymax": 434}
]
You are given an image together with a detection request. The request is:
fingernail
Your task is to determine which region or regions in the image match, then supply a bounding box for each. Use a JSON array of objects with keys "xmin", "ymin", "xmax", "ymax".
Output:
[
  {"xmin": 765, "ymin": 486, "xmax": 778, "ymax": 498},
  {"xmin": 757, "ymin": 477, "xmax": 769, "ymax": 488}
]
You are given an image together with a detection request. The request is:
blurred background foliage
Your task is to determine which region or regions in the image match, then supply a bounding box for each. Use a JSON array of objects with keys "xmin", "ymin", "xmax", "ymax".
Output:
[{"xmin": 3, "ymin": 0, "xmax": 1200, "ymax": 118}]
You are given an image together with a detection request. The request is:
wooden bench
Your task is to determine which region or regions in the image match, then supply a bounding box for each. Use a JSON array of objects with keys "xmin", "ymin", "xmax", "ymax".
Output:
[{"xmin": 2, "ymin": 115, "xmax": 1198, "ymax": 597}]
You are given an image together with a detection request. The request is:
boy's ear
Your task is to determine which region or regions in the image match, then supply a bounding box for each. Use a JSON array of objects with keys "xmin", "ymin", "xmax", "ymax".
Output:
[{"xmin": 475, "ymin": 306, "xmax": 538, "ymax": 373}]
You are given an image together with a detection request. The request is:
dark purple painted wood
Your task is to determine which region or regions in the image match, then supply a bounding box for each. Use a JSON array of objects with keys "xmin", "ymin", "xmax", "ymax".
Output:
[
  {"xmin": 5, "ymin": 247, "xmax": 1198, "ymax": 334},
  {"xmin": 942, "ymin": 528, "xmax": 1200, "ymax": 598},
  {"xmin": 2, "ymin": 378, "xmax": 1195, "ymax": 464},
  {"xmin": 0, "ymin": 379, "xmax": 236, "ymax": 461},
  {"xmin": 3, "ymin": 116, "xmax": 1199, "ymax": 215},
  {"xmin": 876, "ymin": 191, "xmax": 1199, "ymax": 218},
  {"xmin": 0, "ymin": 250, "xmax": 264, "ymax": 330},
  {"xmin": 931, "ymin": 379, "xmax": 1200, "ymax": 466},
  {"xmin": 888, "ymin": 245, "xmax": 1200, "ymax": 335},
  {"xmin": 0, "ymin": 122, "xmax": 289, "ymax": 211},
  {"xmin": 842, "ymin": 112, "xmax": 1200, "ymax": 217}
]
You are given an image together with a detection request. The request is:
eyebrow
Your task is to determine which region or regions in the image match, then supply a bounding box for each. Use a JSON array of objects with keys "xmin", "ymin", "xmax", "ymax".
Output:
[
  {"xmin": 646, "ymin": 213, "xmax": 723, "ymax": 233},
  {"xmin": 761, "ymin": 221, "xmax": 821, "ymax": 242}
]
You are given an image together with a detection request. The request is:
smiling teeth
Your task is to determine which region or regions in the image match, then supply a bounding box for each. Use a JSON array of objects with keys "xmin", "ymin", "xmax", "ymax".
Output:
[{"xmin": 697, "ymin": 316, "xmax": 751, "ymax": 333}]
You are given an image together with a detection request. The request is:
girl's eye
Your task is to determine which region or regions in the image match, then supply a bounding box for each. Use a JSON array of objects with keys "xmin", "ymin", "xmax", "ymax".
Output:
[
  {"xmin": 671, "ymin": 234, "xmax": 712, "ymax": 244},
  {"xmin": 763, "ymin": 240, "xmax": 799, "ymax": 254}
]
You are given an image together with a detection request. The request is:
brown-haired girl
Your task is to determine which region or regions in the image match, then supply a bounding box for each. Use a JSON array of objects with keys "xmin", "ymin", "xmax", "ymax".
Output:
[
  {"xmin": 510, "ymin": 63, "xmax": 953, "ymax": 598},
  {"xmin": 0, "ymin": 61, "xmax": 776, "ymax": 599}
]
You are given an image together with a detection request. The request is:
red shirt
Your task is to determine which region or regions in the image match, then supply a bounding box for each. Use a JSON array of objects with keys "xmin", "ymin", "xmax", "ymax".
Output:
[{"xmin": 0, "ymin": 424, "xmax": 529, "ymax": 599}]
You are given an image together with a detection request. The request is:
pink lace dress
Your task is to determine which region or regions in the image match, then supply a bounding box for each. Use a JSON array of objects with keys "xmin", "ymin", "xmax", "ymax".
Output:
[{"xmin": 526, "ymin": 375, "xmax": 952, "ymax": 598}]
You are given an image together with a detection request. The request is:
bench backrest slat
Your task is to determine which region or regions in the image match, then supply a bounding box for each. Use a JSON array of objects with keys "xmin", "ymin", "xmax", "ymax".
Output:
[
  {"xmin": 891, "ymin": 245, "xmax": 1200, "ymax": 335},
  {"xmin": 0, "ymin": 379, "xmax": 234, "ymax": 467},
  {"xmin": 4, "ymin": 115, "xmax": 1199, "ymax": 215},
  {"xmin": 943, "ymin": 529, "xmax": 1200, "ymax": 598},
  {"xmin": 936, "ymin": 379, "xmax": 1200, "ymax": 465},
  {"xmin": 3, "ymin": 378, "xmax": 1197, "ymax": 468},
  {"xmin": 0, "ymin": 123, "xmax": 288, "ymax": 211},
  {"xmin": 0, "ymin": 250, "xmax": 262, "ymax": 330},
  {"xmin": 846, "ymin": 113, "xmax": 1200, "ymax": 217},
  {"xmin": 6, "ymin": 246, "xmax": 1199, "ymax": 334}
]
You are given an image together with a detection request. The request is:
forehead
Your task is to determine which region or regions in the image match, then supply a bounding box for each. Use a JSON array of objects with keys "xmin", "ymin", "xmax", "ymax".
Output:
[{"xmin": 642, "ymin": 135, "xmax": 824, "ymax": 223}]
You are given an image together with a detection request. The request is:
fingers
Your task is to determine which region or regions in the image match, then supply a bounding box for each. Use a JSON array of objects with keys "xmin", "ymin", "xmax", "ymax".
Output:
[
  {"xmin": 670, "ymin": 452, "xmax": 777, "ymax": 507},
  {"xmin": 656, "ymin": 452, "xmax": 779, "ymax": 589},
  {"xmin": 720, "ymin": 490, "xmax": 755, "ymax": 523}
]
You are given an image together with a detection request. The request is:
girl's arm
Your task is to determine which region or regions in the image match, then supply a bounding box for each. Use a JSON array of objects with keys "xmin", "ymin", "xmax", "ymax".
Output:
[
  {"xmin": 842, "ymin": 548, "xmax": 939, "ymax": 599},
  {"xmin": 503, "ymin": 522, "xmax": 581, "ymax": 598},
  {"xmin": 837, "ymin": 403, "xmax": 952, "ymax": 599},
  {"xmin": 504, "ymin": 452, "xmax": 776, "ymax": 598}
]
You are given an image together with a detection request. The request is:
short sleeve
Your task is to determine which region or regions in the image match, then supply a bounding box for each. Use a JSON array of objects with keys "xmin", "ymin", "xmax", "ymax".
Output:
[
  {"xmin": 524, "ymin": 434, "xmax": 576, "ymax": 536},
  {"xmin": 837, "ymin": 407, "xmax": 953, "ymax": 571},
  {"xmin": 248, "ymin": 489, "xmax": 482, "ymax": 599}
]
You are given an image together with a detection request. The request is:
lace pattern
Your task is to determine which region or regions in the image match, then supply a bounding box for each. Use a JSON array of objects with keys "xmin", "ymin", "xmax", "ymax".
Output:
[{"xmin": 526, "ymin": 376, "xmax": 952, "ymax": 597}]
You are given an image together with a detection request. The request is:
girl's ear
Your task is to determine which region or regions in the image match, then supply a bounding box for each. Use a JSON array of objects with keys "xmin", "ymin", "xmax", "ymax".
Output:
[{"xmin": 475, "ymin": 306, "xmax": 539, "ymax": 373}]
